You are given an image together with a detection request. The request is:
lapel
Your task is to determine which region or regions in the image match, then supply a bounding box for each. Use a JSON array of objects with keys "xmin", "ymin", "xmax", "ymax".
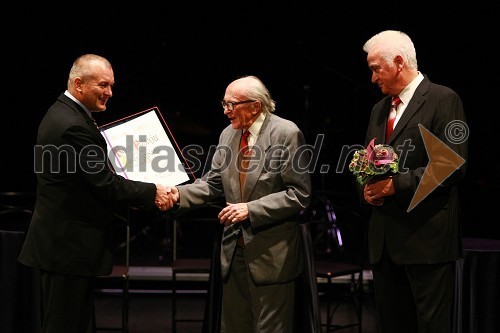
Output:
[
  {"xmin": 388, "ymin": 94, "xmax": 424, "ymax": 144},
  {"xmin": 380, "ymin": 97, "xmax": 392, "ymax": 144},
  {"xmin": 241, "ymin": 115, "xmax": 272, "ymax": 201},
  {"xmin": 386, "ymin": 77, "xmax": 430, "ymax": 145},
  {"xmin": 228, "ymin": 130, "xmax": 242, "ymax": 202},
  {"xmin": 58, "ymin": 93, "xmax": 106, "ymax": 146}
]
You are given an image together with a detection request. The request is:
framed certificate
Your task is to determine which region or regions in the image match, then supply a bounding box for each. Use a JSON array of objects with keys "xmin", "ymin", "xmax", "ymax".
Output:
[{"xmin": 99, "ymin": 106, "xmax": 194, "ymax": 186}]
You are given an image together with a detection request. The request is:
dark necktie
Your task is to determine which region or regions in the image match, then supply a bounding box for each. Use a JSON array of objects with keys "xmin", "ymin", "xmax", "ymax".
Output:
[
  {"xmin": 239, "ymin": 130, "xmax": 251, "ymax": 197},
  {"xmin": 90, "ymin": 115, "xmax": 98, "ymax": 128},
  {"xmin": 386, "ymin": 96, "xmax": 401, "ymax": 142}
]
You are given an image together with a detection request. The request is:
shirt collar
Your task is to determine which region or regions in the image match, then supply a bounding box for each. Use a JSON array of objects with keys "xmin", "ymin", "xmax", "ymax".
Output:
[
  {"xmin": 397, "ymin": 72, "xmax": 424, "ymax": 106},
  {"xmin": 64, "ymin": 90, "xmax": 93, "ymax": 119},
  {"xmin": 246, "ymin": 112, "xmax": 266, "ymax": 139}
]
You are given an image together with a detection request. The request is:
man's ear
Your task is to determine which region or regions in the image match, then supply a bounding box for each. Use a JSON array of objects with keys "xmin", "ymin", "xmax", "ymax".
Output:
[
  {"xmin": 74, "ymin": 77, "xmax": 83, "ymax": 92},
  {"xmin": 252, "ymin": 100, "xmax": 262, "ymax": 113},
  {"xmin": 394, "ymin": 55, "xmax": 404, "ymax": 71}
]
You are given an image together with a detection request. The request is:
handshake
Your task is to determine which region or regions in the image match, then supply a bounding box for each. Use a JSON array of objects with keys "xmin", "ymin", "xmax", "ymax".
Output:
[
  {"xmin": 153, "ymin": 184, "xmax": 250, "ymax": 226},
  {"xmin": 154, "ymin": 184, "xmax": 180, "ymax": 211}
]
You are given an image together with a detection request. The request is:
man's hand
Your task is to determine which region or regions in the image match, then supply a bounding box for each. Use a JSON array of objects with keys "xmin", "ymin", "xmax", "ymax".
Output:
[
  {"xmin": 218, "ymin": 202, "xmax": 249, "ymax": 226},
  {"xmin": 154, "ymin": 184, "xmax": 173, "ymax": 211},
  {"xmin": 170, "ymin": 186, "xmax": 180, "ymax": 204},
  {"xmin": 363, "ymin": 177, "xmax": 395, "ymax": 206}
]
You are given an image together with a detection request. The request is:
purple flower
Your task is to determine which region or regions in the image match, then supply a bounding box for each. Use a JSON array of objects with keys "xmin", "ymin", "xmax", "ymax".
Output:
[{"xmin": 349, "ymin": 137, "xmax": 399, "ymax": 185}]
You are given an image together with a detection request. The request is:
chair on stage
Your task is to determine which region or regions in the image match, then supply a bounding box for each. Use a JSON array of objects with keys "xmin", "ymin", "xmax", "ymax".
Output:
[
  {"xmin": 95, "ymin": 213, "xmax": 131, "ymax": 333},
  {"xmin": 0, "ymin": 207, "xmax": 33, "ymax": 233},
  {"xmin": 316, "ymin": 259, "xmax": 364, "ymax": 332},
  {"xmin": 310, "ymin": 198, "xmax": 367, "ymax": 333},
  {"xmin": 296, "ymin": 222, "xmax": 322, "ymax": 332},
  {"xmin": 171, "ymin": 203, "xmax": 223, "ymax": 333},
  {"xmin": 0, "ymin": 192, "xmax": 41, "ymax": 333},
  {"xmin": 0, "ymin": 191, "xmax": 36, "ymax": 232}
]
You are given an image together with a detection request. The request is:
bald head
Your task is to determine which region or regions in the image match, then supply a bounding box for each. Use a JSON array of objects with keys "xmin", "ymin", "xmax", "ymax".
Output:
[
  {"xmin": 66, "ymin": 54, "xmax": 114, "ymax": 112},
  {"xmin": 68, "ymin": 54, "xmax": 113, "ymax": 89}
]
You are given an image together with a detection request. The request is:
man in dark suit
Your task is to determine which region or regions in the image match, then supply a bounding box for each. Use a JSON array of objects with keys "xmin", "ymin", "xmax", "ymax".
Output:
[
  {"xmin": 360, "ymin": 30, "xmax": 468, "ymax": 333},
  {"xmin": 18, "ymin": 54, "xmax": 173, "ymax": 333},
  {"xmin": 170, "ymin": 75, "xmax": 311, "ymax": 332}
]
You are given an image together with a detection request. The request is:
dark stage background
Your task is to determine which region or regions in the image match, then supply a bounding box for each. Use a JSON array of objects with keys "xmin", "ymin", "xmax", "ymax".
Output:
[{"xmin": 2, "ymin": 3, "xmax": 499, "ymax": 239}]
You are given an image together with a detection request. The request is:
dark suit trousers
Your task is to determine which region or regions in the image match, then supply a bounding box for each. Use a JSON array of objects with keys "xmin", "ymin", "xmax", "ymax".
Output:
[
  {"xmin": 372, "ymin": 248, "xmax": 455, "ymax": 333},
  {"xmin": 222, "ymin": 246, "xmax": 296, "ymax": 333},
  {"xmin": 40, "ymin": 270, "xmax": 96, "ymax": 333}
]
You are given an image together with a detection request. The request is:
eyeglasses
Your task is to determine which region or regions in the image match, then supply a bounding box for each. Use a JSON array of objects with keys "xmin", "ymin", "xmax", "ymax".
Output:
[{"xmin": 221, "ymin": 99, "xmax": 255, "ymax": 111}]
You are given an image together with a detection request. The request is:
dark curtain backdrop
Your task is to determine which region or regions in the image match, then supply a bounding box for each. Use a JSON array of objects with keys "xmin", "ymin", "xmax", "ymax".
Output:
[{"xmin": 1, "ymin": 3, "xmax": 499, "ymax": 239}]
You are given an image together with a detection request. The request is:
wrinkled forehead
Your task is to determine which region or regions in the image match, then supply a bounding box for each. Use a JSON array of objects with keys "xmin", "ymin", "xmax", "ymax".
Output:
[
  {"xmin": 367, "ymin": 44, "xmax": 382, "ymax": 59},
  {"xmin": 367, "ymin": 46, "xmax": 390, "ymax": 67},
  {"xmin": 225, "ymin": 81, "xmax": 246, "ymax": 99}
]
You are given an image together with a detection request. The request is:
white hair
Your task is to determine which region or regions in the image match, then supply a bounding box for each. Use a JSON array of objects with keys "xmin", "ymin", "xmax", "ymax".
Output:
[
  {"xmin": 363, "ymin": 30, "xmax": 418, "ymax": 70},
  {"xmin": 234, "ymin": 75, "xmax": 276, "ymax": 114}
]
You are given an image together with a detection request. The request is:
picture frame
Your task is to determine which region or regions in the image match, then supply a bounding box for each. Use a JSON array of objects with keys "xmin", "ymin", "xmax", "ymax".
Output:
[{"xmin": 99, "ymin": 106, "xmax": 195, "ymax": 186}]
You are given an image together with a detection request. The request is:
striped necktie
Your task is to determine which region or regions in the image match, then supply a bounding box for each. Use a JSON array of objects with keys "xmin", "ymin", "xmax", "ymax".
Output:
[
  {"xmin": 386, "ymin": 96, "xmax": 401, "ymax": 142},
  {"xmin": 239, "ymin": 130, "xmax": 251, "ymax": 197},
  {"xmin": 90, "ymin": 115, "xmax": 98, "ymax": 128}
]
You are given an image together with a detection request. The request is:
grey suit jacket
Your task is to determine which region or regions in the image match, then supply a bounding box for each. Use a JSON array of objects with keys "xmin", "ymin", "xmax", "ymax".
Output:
[
  {"xmin": 362, "ymin": 75, "xmax": 468, "ymax": 265},
  {"xmin": 178, "ymin": 113, "xmax": 311, "ymax": 284}
]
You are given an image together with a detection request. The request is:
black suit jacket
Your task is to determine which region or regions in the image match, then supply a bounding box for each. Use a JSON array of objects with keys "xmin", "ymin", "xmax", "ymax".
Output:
[
  {"xmin": 363, "ymin": 75, "xmax": 468, "ymax": 265},
  {"xmin": 19, "ymin": 93, "xmax": 156, "ymax": 276}
]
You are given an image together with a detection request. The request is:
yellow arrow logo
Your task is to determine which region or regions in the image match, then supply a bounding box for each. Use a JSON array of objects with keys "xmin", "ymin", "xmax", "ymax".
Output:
[{"xmin": 407, "ymin": 124, "xmax": 466, "ymax": 212}]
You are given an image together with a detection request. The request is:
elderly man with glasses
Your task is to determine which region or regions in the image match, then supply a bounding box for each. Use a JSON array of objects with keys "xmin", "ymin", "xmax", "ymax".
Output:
[{"xmin": 170, "ymin": 75, "xmax": 311, "ymax": 332}]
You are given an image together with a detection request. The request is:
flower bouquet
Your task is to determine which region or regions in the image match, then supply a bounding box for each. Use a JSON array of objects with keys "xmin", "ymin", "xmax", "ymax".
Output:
[{"xmin": 349, "ymin": 138, "xmax": 399, "ymax": 185}]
